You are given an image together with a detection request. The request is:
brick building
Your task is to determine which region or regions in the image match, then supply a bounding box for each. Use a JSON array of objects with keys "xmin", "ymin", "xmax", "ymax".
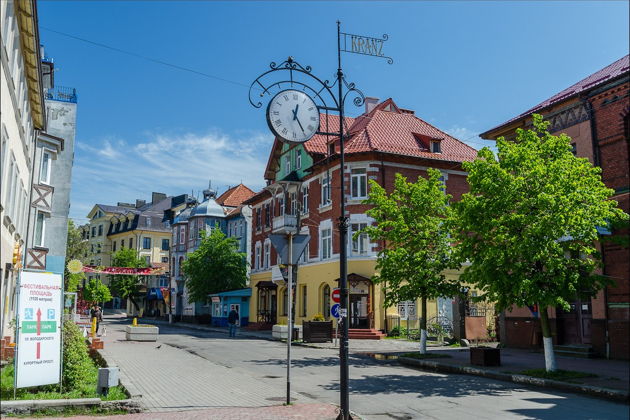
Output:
[
  {"xmin": 481, "ymin": 55, "xmax": 629, "ymax": 359},
  {"xmin": 244, "ymin": 98, "xmax": 478, "ymax": 336}
]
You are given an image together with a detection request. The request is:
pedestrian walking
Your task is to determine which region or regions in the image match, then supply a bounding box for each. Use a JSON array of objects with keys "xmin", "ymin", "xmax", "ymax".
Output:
[
  {"xmin": 91, "ymin": 304, "xmax": 103, "ymax": 335},
  {"xmin": 227, "ymin": 307, "xmax": 239, "ymax": 338}
]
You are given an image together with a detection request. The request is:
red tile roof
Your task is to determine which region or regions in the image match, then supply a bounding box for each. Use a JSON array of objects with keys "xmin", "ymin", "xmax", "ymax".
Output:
[
  {"xmin": 216, "ymin": 184, "xmax": 256, "ymax": 207},
  {"xmin": 304, "ymin": 98, "xmax": 477, "ymax": 162},
  {"xmin": 482, "ymin": 55, "xmax": 630, "ymax": 137}
]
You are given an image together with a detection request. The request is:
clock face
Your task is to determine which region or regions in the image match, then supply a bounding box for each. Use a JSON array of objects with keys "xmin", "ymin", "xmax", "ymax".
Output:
[{"xmin": 266, "ymin": 89, "xmax": 320, "ymax": 144}]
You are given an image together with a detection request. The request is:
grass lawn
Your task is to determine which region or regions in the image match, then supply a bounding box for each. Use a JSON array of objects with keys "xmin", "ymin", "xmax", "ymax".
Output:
[
  {"xmin": 519, "ymin": 368, "xmax": 598, "ymax": 381},
  {"xmin": 0, "ymin": 362, "xmax": 127, "ymax": 401},
  {"xmin": 401, "ymin": 352, "xmax": 452, "ymax": 359},
  {"xmin": 4, "ymin": 406, "xmax": 128, "ymax": 418}
]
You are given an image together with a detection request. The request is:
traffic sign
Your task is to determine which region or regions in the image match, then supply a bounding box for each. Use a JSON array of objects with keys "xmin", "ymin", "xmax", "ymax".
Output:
[
  {"xmin": 330, "ymin": 303, "xmax": 340, "ymax": 319},
  {"xmin": 331, "ymin": 288, "xmax": 340, "ymax": 303}
]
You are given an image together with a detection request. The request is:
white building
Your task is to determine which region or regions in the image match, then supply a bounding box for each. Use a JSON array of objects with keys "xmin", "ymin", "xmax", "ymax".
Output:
[{"xmin": 1, "ymin": 0, "xmax": 47, "ymax": 338}]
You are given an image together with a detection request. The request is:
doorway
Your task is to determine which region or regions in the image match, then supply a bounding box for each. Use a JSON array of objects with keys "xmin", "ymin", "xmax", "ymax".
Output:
[
  {"xmin": 350, "ymin": 295, "xmax": 369, "ymax": 329},
  {"xmin": 557, "ymin": 299, "xmax": 592, "ymax": 345}
]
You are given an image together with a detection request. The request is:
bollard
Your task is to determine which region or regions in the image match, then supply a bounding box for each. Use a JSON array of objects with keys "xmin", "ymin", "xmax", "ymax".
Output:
[
  {"xmin": 132, "ymin": 317, "xmax": 138, "ymax": 326},
  {"xmin": 91, "ymin": 317, "xmax": 97, "ymax": 338}
]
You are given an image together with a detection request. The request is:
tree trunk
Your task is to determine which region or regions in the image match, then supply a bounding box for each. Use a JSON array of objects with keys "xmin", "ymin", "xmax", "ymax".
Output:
[
  {"xmin": 419, "ymin": 295, "xmax": 427, "ymax": 354},
  {"xmin": 539, "ymin": 305, "xmax": 557, "ymax": 372},
  {"xmin": 128, "ymin": 295, "xmax": 140, "ymax": 312}
]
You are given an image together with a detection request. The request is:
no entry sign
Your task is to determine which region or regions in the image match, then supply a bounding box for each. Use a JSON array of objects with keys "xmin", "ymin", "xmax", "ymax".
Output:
[
  {"xmin": 15, "ymin": 271, "xmax": 62, "ymax": 388},
  {"xmin": 331, "ymin": 288, "xmax": 340, "ymax": 303}
]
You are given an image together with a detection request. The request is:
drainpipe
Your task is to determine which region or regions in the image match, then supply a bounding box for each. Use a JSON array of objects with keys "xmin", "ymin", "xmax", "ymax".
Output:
[{"xmin": 584, "ymin": 96, "xmax": 609, "ymax": 358}]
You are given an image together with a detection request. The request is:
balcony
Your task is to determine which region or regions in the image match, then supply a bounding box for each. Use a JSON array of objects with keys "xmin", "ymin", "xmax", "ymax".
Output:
[
  {"xmin": 272, "ymin": 214, "xmax": 298, "ymax": 235},
  {"xmin": 45, "ymin": 85, "xmax": 78, "ymax": 103}
]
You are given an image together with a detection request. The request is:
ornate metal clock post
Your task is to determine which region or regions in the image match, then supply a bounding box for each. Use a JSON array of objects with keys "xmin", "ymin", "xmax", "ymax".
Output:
[{"xmin": 249, "ymin": 22, "xmax": 390, "ymax": 420}]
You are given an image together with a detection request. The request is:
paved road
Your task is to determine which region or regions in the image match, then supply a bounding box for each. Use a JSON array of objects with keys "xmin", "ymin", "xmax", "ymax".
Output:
[{"xmin": 103, "ymin": 319, "xmax": 628, "ymax": 420}]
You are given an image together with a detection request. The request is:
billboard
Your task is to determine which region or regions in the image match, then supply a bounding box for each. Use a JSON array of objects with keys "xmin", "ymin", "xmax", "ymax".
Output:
[{"xmin": 15, "ymin": 271, "xmax": 63, "ymax": 388}]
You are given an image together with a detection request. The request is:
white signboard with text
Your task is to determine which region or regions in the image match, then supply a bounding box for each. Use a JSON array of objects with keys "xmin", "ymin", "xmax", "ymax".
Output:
[{"xmin": 16, "ymin": 271, "xmax": 62, "ymax": 388}]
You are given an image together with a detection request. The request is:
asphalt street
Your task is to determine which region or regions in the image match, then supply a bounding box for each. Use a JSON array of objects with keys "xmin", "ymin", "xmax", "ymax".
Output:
[{"xmin": 105, "ymin": 319, "xmax": 628, "ymax": 420}]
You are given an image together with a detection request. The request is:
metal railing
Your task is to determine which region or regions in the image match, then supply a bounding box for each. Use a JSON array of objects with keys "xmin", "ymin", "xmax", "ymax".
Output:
[{"xmin": 45, "ymin": 85, "xmax": 78, "ymax": 103}]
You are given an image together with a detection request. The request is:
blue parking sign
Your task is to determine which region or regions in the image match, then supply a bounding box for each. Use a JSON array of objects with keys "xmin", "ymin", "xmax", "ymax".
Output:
[
  {"xmin": 48, "ymin": 309, "xmax": 55, "ymax": 320},
  {"xmin": 330, "ymin": 303, "xmax": 340, "ymax": 319}
]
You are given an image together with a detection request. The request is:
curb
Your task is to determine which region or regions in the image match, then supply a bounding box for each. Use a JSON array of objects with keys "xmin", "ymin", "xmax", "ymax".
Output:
[
  {"xmin": 0, "ymin": 397, "xmax": 141, "ymax": 416},
  {"xmin": 398, "ymin": 356, "xmax": 629, "ymax": 404},
  {"xmin": 140, "ymin": 319, "xmax": 276, "ymax": 341}
]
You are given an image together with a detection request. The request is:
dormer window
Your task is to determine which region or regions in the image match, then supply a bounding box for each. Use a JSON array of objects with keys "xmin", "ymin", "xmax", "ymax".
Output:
[
  {"xmin": 285, "ymin": 154, "xmax": 291, "ymax": 173},
  {"xmin": 328, "ymin": 143, "xmax": 335, "ymax": 155},
  {"xmin": 431, "ymin": 140, "xmax": 441, "ymax": 154}
]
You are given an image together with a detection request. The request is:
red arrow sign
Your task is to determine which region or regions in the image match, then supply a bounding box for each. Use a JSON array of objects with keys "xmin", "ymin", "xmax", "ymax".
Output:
[
  {"xmin": 36, "ymin": 342, "xmax": 41, "ymax": 359},
  {"xmin": 36, "ymin": 308, "xmax": 42, "ymax": 336},
  {"xmin": 331, "ymin": 288, "xmax": 340, "ymax": 303}
]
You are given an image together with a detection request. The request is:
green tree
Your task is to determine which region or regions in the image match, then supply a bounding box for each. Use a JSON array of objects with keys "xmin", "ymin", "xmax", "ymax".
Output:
[
  {"xmin": 110, "ymin": 248, "xmax": 146, "ymax": 311},
  {"xmin": 82, "ymin": 278, "xmax": 112, "ymax": 305},
  {"xmin": 183, "ymin": 228, "xmax": 247, "ymax": 303},
  {"xmin": 455, "ymin": 114, "xmax": 628, "ymax": 371},
  {"xmin": 64, "ymin": 220, "xmax": 88, "ymax": 290},
  {"xmin": 361, "ymin": 169, "xmax": 460, "ymax": 354}
]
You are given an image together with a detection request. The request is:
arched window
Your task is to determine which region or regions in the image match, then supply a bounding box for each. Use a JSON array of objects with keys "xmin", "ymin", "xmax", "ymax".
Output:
[{"xmin": 321, "ymin": 284, "xmax": 331, "ymax": 320}]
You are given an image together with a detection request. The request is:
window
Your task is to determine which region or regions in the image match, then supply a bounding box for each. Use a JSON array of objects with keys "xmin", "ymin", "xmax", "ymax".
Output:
[
  {"xmin": 144, "ymin": 256, "xmax": 151, "ymax": 266},
  {"xmin": 179, "ymin": 226, "xmax": 186, "ymax": 244},
  {"xmin": 301, "ymin": 186, "xmax": 309, "ymax": 213},
  {"xmin": 328, "ymin": 143, "xmax": 335, "ymax": 155},
  {"xmin": 350, "ymin": 168, "xmax": 367, "ymax": 199},
  {"xmin": 300, "ymin": 285, "xmax": 307, "ymax": 317},
  {"xmin": 121, "ymin": 239, "xmax": 125, "ymax": 248},
  {"xmin": 302, "ymin": 243, "xmax": 310, "ymax": 263},
  {"xmin": 321, "ymin": 228, "xmax": 332, "ymax": 259},
  {"xmin": 112, "ymin": 241, "xmax": 117, "ymax": 252},
  {"xmin": 290, "ymin": 193, "xmax": 297, "ymax": 215},
  {"xmin": 322, "ymin": 285, "xmax": 331, "ymax": 320},
  {"xmin": 321, "ymin": 176, "xmax": 331, "ymax": 205},
  {"xmin": 285, "ymin": 154, "xmax": 291, "ymax": 173},
  {"xmin": 264, "ymin": 204, "xmax": 270, "ymax": 227},
  {"xmin": 40, "ymin": 151, "xmax": 51, "ymax": 184},
  {"xmin": 91, "ymin": 244, "xmax": 94, "ymax": 253},
  {"xmin": 92, "ymin": 226, "xmax": 96, "ymax": 237},
  {"xmin": 129, "ymin": 237, "xmax": 134, "ymax": 249},
  {"xmin": 263, "ymin": 242, "xmax": 270, "ymax": 268},
  {"xmin": 98, "ymin": 225, "xmax": 103, "ymax": 236},
  {"xmin": 282, "ymin": 288, "xmax": 288, "ymax": 316},
  {"xmin": 162, "ymin": 239, "xmax": 169, "ymax": 251},
  {"xmin": 161, "ymin": 257, "xmax": 168, "ymax": 263},
  {"xmin": 256, "ymin": 208, "xmax": 262, "ymax": 231},
  {"xmin": 97, "ymin": 244, "xmax": 101, "ymax": 253},
  {"xmin": 351, "ymin": 223, "xmax": 369, "ymax": 255},
  {"xmin": 296, "ymin": 150, "xmax": 302, "ymax": 169},
  {"xmin": 34, "ymin": 212, "xmax": 45, "ymax": 247},
  {"xmin": 255, "ymin": 243, "xmax": 261, "ymax": 270},
  {"xmin": 431, "ymin": 141, "xmax": 441, "ymax": 153},
  {"xmin": 143, "ymin": 237, "xmax": 151, "ymax": 249}
]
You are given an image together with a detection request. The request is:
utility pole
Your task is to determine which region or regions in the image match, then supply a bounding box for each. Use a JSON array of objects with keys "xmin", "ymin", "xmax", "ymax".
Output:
[{"xmin": 286, "ymin": 231, "xmax": 293, "ymax": 405}]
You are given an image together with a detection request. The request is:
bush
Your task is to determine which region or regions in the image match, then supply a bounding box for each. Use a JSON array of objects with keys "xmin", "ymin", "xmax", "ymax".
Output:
[
  {"xmin": 312, "ymin": 313, "xmax": 325, "ymax": 321},
  {"xmin": 62, "ymin": 320, "xmax": 97, "ymax": 391}
]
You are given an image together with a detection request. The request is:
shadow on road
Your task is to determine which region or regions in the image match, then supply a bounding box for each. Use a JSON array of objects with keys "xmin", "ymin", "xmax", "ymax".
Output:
[{"xmin": 246, "ymin": 355, "xmax": 375, "ymax": 369}]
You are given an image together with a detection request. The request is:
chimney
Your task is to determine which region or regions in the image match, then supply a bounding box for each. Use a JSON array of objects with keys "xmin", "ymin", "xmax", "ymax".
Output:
[
  {"xmin": 365, "ymin": 97, "xmax": 379, "ymax": 114},
  {"xmin": 135, "ymin": 199, "xmax": 146, "ymax": 208},
  {"xmin": 151, "ymin": 192, "xmax": 167, "ymax": 204}
]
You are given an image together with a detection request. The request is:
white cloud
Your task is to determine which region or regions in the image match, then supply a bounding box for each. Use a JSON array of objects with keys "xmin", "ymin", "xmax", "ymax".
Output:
[{"xmin": 70, "ymin": 130, "xmax": 270, "ymax": 221}]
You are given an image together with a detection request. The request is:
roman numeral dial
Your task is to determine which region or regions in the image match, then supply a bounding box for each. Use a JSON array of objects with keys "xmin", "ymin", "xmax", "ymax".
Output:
[{"xmin": 266, "ymin": 89, "xmax": 320, "ymax": 144}]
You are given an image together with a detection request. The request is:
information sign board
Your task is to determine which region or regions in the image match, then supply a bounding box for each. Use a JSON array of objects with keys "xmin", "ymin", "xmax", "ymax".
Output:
[
  {"xmin": 16, "ymin": 271, "xmax": 62, "ymax": 388},
  {"xmin": 331, "ymin": 303, "xmax": 340, "ymax": 319}
]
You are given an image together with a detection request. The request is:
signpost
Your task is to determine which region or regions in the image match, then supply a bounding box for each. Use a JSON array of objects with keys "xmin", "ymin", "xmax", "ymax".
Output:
[
  {"xmin": 15, "ymin": 271, "xmax": 63, "ymax": 388},
  {"xmin": 331, "ymin": 288, "xmax": 341, "ymax": 303}
]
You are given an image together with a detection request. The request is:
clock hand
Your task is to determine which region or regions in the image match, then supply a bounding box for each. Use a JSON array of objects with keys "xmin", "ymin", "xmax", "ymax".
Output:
[
  {"xmin": 292, "ymin": 104, "xmax": 299, "ymax": 120},
  {"xmin": 295, "ymin": 116, "xmax": 305, "ymax": 133}
]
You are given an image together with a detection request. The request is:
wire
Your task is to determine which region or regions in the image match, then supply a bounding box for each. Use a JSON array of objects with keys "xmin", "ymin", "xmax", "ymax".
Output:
[{"xmin": 41, "ymin": 26, "xmax": 250, "ymax": 89}]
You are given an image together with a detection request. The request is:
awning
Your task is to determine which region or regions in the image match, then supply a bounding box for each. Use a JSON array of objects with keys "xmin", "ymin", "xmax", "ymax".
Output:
[{"xmin": 146, "ymin": 287, "xmax": 164, "ymax": 301}]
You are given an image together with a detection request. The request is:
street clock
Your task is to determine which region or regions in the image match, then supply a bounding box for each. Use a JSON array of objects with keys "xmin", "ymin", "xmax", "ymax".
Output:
[{"xmin": 266, "ymin": 89, "xmax": 320, "ymax": 144}]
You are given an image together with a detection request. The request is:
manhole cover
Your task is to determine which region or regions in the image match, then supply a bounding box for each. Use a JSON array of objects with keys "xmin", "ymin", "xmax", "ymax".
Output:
[
  {"xmin": 263, "ymin": 375, "xmax": 282, "ymax": 379},
  {"xmin": 266, "ymin": 397, "xmax": 297, "ymax": 402}
]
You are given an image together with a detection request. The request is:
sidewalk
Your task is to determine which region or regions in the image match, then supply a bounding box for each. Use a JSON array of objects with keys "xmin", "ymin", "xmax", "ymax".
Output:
[{"xmin": 96, "ymin": 319, "xmax": 328, "ymax": 414}]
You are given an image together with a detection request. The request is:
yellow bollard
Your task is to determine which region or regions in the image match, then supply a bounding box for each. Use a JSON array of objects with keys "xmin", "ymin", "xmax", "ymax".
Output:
[
  {"xmin": 91, "ymin": 317, "xmax": 97, "ymax": 338},
  {"xmin": 132, "ymin": 317, "xmax": 137, "ymax": 326}
]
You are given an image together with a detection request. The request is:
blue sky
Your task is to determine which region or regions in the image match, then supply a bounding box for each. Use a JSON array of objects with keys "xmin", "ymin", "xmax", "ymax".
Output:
[{"xmin": 37, "ymin": 1, "xmax": 629, "ymax": 222}]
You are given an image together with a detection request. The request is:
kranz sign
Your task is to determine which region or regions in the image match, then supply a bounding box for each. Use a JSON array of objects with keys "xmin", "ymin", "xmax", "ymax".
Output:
[
  {"xmin": 16, "ymin": 271, "xmax": 63, "ymax": 388},
  {"xmin": 340, "ymin": 32, "xmax": 393, "ymax": 64}
]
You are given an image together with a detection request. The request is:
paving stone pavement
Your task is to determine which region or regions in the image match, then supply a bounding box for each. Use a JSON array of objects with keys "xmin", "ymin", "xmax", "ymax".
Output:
[
  {"xmin": 99, "ymin": 323, "xmax": 316, "ymax": 413},
  {"xmin": 38, "ymin": 403, "xmax": 340, "ymax": 420}
]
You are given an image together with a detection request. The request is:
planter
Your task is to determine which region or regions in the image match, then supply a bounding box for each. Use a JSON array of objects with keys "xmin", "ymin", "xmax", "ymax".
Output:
[
  {"xmin": 470, "ymin": 347, "xmax": 501, "ymax": 366},
  {"xmin": 125, "ymin": 325, "xmax": 159, "ymax": 342},
  {"xmin": 303, "ymin": 321, "xmax": 333, "ymax": 343},
  {"xmin": 271, "ymin": 324, "xmax": 302, "ymax": 340}
]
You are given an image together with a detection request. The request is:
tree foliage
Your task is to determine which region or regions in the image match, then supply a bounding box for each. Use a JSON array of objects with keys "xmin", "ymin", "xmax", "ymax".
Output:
[
  {"xmin": 82, "ymin": 278, "xmax": 112, "ymax": 304},
  {"xmin": 361, "ymin": 169, "xmax": 460, "ymax": 352},
  {"xmin": 183, "ymin": 228, "xmax": 247, "ymax": 303},
  {"xmin": 64, "ymin": 220, "xmax": 88, "ymax": 290},
  {"xmin": 109, "ymin": 248, "xmax": 146, "ymax": 310},
  {"xmin": 454, "ymin": 115, "xmax": 628, "ymax": 370}
]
